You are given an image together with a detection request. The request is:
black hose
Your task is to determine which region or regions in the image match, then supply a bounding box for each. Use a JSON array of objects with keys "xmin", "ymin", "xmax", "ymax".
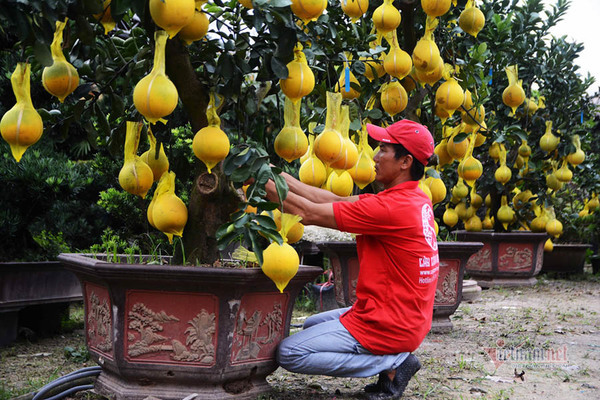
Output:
[{"xmin": 32, "ymin": 366, "xmax": 101, "ymax": 400}]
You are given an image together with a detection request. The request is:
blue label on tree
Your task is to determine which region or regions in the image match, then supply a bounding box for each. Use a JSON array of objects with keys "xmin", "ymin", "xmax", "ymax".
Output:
[{"xmin": 345, "ymin": 66, "xmax": 350, "ymax": 92}]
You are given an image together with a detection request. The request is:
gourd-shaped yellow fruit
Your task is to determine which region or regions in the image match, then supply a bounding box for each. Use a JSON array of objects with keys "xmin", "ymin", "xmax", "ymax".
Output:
[
  {"xmin": 141, "ymin": 128, "xmax": 169, "ymax": 182},
  {"xmin": 152, "ymin": 171, "xmax": 188, "ymax": 243},
  {"xmin": 457, "ymin": 134, "xmax": 482, "ymax": 186},
  {"xmin": 518, "ymin": 139, "xmax": 531, "ymax": 158},
  {"xmin": 497, "ymin": 195, "xmax": 515, "ymax": 230},
  {"xmin": 300, "ymin": 151, "xmax": 327, "ymax": 187},
  {"xmin": 494, "ymin": 145, "xmax": 511, "ymax": 185},
  {"xmin": 421, "ymin": 0, "xmax": 451, "ymax": 17},
  {"xmin": 539, "ymin": 120, "xmax": 559, "ymax": 153},
  {"xmin": 425, "ymin": 174, "xmax": 446, "ymax": 205},
  {"xmin": 434, "ymin": 138, "xmax": 452, "ymax": 167},
  {"xmin": 314, "ymin": 92, "xmax": 344, "ymax": 165},
  {"xmin": 545, "ymin": 217, "xmax": 563, "ymax": 238},
  {"xmin": 461, "ymin": 104, "xmax": 485, "ymax": 126},
  {"xmin": 261, "ymin": 213, "xmax": 302, "ymax": 292},
  {"xmin": 566, "ymin": 135, "xmax": 585, "ymax": 166},
  {"xmin": 42, "ymin": 20, "xmax": 79, "ymax": 103},
  {"xmin": 414, "ymin": 59, "xmax": 443, "ymax": 85},
  {"xmin": 412, "ymin": 17, "xmax": 441, "ymax": 73},
  {"xmin": 290, "ymin": 0, "xmax": 327, "ymax": 23},
  {"xmin": 372, "ymin": 0, "xmax": 401, "ymax": 33},
  {"xmin": 459, "ymin": 0, "xmax": 485, "ymax": 38},
  {"xmin": 274, "ymin": 97, "xmax": 309, "ymax": 162},
  {"xmin": 325, "ymin": 169, "xmax": 354, "ymax": 196},
  {"xmin": 446, "ymin": 132, "xmax": 469, "ymax": 160},
  {"xmin": 435, "ymin": 77, "xmax": 464, "ymax": 117},
  {"xmin": 239, "ymin": 0, "xmax": 253, "ymax": 8},
  {"xmin": 435, "ymin": 104, "xmax": 450, "ymax": 124},
  {"xmin": 588, "ymin": 194, "xmax": 599, "ymax": 212},
  {"xmin": 380, "ymin": 81, "xmax": 408, "ymax": 117},
  {"xmin": 149, "ymin": 0, "xmax": 195, "ymax": 38},
  {"xmin": 178, "ymin": 6, "xmax": 209, "ymax": 45},
  {"xmin": 555, "ymin": 159, "xmax": 573, "ymax": 183},
  {"xmin": 418, "ymin": 179, "xmax": 433, "ymax": 202},
  {"xmin": 524, "ymin": 98, "xmax": 538, "ymax": 115},
  {"xmin": 482, "ymin": 209, "xmax": 493, "ymax": 229},
  {"xmin": 443, "ymin": 205, "xmax": 458, "ymax": 227},
  {"xmin": 455, "ymin": 201, "xmax": 474, "ymax": 221},
  {"xmin": 267, "ymin": 209, "xmax": 304, "ymax": 244},
  {"xmin": 341, "ymin": 0, "xmax": 368, "ymax": 21},
  {"xmin": 147, "ymin": 188, "xmax": 158, "ymax": 228},
  {"xmin": 465, "ymin": 214, "xmax": 482, "ymax": 232},
  {"xmin": 530, "ymin": 205, "xmax": 548, "ymax": 232},
  {"xmin": 484, "ymin": 193, "xmax": 491, "ymax": 208},
  {"xmin": 451, "ymin": 179, "xmax": 469, "ymax": 200},
  {"xmin": 280, "ymin": 43, "xmax": 315, "ymax": 102},
  {"xmin": 544, "ymin": 238, "xmax": 553, "ymax": 252},
  {"xmin": 546, "ymin": 171, "xmax": 562, "ymax": 191},
  {"xmin": 93, "ymin": 0, "xmax": 116, "ymax": 34},
  {"xmin": 330, "ymin": 106, "xmax": 359, "ymax": 170},
  {"xmin": 474, "ymin": 122, "xmax": 488, "ymax": 147},
  {"xmin": 488, "ymin": 141, "xmax": 501, "ymax": 161},
  {"xmin": 512, "ymin": 189, "xmax": 534, "ymax": 210},
  {"xmin": 0, "ymin": 63, "xmax": 43, "ymax": 162},
  {"xmin": 192, "ymin": 93, "xmax": 230, "ymax": 173},
  {"xmin": 299, "ymin": 123, "xmax": 316, "ymax": 164},
  {"xmin": 384, "ymin": 46, "xmax": 412, "ymax": 80},
  {"xmin": 471, "ymin": 192, "xmax": 483, "ymax": 209},
  {"xmin": 401, "ymin": 72, "xmax": 417, "ymax": 92},
  {"xmin": 133, "ymin": 31, "xmax": 179, "ymax": 124},
  {"xmin": 502, "ymin": 65, "xmax": 525, "ymax": 115},
  {"xmin": 348, "ymin": 124, "xmax": 376, "ymax": 189},
  {"xmin": 363, "ymin": 55, "xmax": 386, "ymax": 81},
  {"xmin": 336, "ymin": 63, "xmax": 361, "ymax": 100},
  {"xmin": 118, "ymin": 121, "xmax": 154, "ymax": 198}
]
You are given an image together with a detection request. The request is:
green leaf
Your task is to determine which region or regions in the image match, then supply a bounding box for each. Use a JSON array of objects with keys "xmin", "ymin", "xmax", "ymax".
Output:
[
  {"xmin": 271, "ymin": 56, "xmax": 288, "ymax": 79},
  {"xmin": 33, "ymin": 41, "xmax": 52, "ymax": 67}
]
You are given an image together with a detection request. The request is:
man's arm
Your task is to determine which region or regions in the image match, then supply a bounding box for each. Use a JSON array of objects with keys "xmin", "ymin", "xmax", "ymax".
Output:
[{"xmin": 279, "ymin": 170, "xmax": 359, "ymax": 204}]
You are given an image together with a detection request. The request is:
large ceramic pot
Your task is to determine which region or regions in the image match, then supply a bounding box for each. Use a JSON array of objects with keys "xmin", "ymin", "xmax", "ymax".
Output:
[
  {"xmin": 0, "ymin": 261, "xmax": 82, "ymax": 346},
  {"xmin": 315, "ymin": 241, "xmax": 483, "ymax": 332},
  {"xmin": 541, "ymin": 243, "xmax": 592, "ymax": 275},
  {"xmin": 455, "ymin": 230, "xmax": 548, "ymax": 288},
  {"xmin": 58, "ymin": 253, "xmax": 321, "ymax": 400}
]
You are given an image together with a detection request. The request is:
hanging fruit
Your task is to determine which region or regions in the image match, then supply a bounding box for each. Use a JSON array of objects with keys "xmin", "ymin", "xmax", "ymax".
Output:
[
  {"xmin": 566, "ymin": 135, "xmax": 585, "ymax": 166},
  {"xmin": 494, "ymin": 144, "xmax": 511, "ymax": 185},
  {"xmin": 421, "ymin": 0, "xmax": 451, "ymax": 17},
  {"xmin": 457, "ymin": 131, "xmax": 482, "ymax": 186},
  {"xmin": 261, "ymin": 213, "xmax": 302, "ymax": 292},
  {"xmin": 545, "ymin": 211, "xmax": 563, "ymax": 238},
  {"xmin": 530, "ymin": 204, "xmax": 548, "ymax": 232},
  {"xmin": 502, "ymin": 65, "xmax": 525, "ymax": 115},
  {"xmin": 414, "ymin": 60, "xmax": 444, "ymax": 86},
  {"xmin": 443, "ymin": 205, "xmax": 458, "ymax": 227},
  {"xmin": 435, "ymin": 66, "xmax": 464, "ymax": 117},
  {"xmin": 274, "ymin": 97, "xmax": 309, "ymax": 162},
  {"xmin": 140, "ymin": 127, "xmax": 170, "ymax": 182},
  {"xmin": 133, "ymin": 30, "xmax": 179, "ymax": 124},
  {"xmin": 555, "ymin": 158, "xmax": 573, "ymax": 183},
  {"xmin": 0, "ymin": 63, "xmax": 43, "ymax": 162},
  {"xmin": 446, "ymin": 126, "xmax": 469, "ymax": 160},
  {"xmin": 325, "ymin": 169, "xmax": 354, "ymax": 196},
  {"xmin": 299, "ymin": 138, "xmax": 328, "ymax": 188},
  {"xmin": 496, "ymin": 195, "xmax": 515, "ymax": 231},
  {"xmin": 118, "ymin": 121, "xmax": 154, "ymax": 198},
  {"xmin": 539, "ymin": 120, "xmax": 559, "ymax": 153},
  {"xmin": 330, "ymin": 106, "xmax": 359, "ymax": 171},
  {"xmin": 451, "ymin": 178, "xmax": 469, "ymax": 200},
  {"xmin": 482, "ymin": 209, "xmax": 493, "ymax": 229},
  {"xmin": 349, "ymin": 128, "xmax": 376, "ymax": 189},
  {"xmin": 412, "ymin": 17, "xmax": 442, "ymax": 73},
  {"xmin": 151, "ymin": 171, "xmax": 188, "ymax": 243},
  {"xmin": 280, "ymin": 43, "xmax": 315, "ymax": 103},
  {"xmin": 314, "ymin": 92, "xmax": 345, "ymax": 166},
  {"xmin": 458, "ymin": 0, "xmax": 485, "ymax": 38},
  {"xmin": 93, "ymin": 0, "xmax": 116, "ymax": 35},
  {"xmin": 341, "ymin": 0, "xmax": 369, "ymax": 22},
  {"xmin": 266, "ymin": 209, "xmax": 305, "ymax": 244},
  {"xmin": 42, "ymin": 20, "xmax": 79, "ymax": 103},
  {"xmin": 461, "ymin": 103, "xmax": 485, "ymax": 126},
  {"xmin": 544, "ymin": 238, "xmax": 553, "ymax": 252},
  {"xmin": 336, "ymin": 56, "xmax": 361, "ymax": 99},
  {"xmin": 383, "ymin": 30, "xmax": 412, "ymax": 80},
  {"xmin": 380, "ymin": 80, "xmax": 408, "ymax": 117},
  {"xmin": 192, "ymin": 93, "xmax": 230, "ymax": 173},
  {"xmin": 290, "ymin": 0, "xmax": 327, "ymax": 24},
  {"xmin": 178, "ymin": 1, "xmax": 209, "ymax": 45},
  {"xmin": 425, "ymin": 169, "xmax": 446, "ymax": 205},
  {"xmin": 465, "ymin": 214, "xmax": 482, "ymax": 232},
  {"xmin": 149, "ymin": 0, "xmax": 196, "ymax": 38},
  {"xmin": 372, "ymin": 0, "xmax": 401, "ymax": 34}
]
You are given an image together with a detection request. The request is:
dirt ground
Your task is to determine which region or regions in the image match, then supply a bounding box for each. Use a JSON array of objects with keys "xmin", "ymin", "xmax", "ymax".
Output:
[{"xmin": 1, "ymin": 274, "xmax": 599, "ymax": 400}]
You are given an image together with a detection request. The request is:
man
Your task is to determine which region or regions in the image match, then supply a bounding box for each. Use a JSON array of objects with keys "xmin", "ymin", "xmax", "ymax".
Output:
[{"xmin": 265, "ymin": 119, "xmax": 439, "ymax": 399}]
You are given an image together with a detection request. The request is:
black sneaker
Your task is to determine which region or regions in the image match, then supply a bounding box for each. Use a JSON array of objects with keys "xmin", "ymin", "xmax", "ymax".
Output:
[{"xmin": 366, "ymin": 354, "xmax": 421, "ymax": 399}]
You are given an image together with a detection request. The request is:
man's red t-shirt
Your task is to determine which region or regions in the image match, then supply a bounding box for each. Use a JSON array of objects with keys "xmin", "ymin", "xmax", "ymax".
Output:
[{"xmin": 332, "ymin": 180, "xmax": 439, "ymax": 355}]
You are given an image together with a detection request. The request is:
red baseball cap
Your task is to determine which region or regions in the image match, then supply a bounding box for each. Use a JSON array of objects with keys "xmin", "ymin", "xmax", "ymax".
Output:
[{"xmin": 366, "ymin": 120, "xmax": 435, "ymax": 166}]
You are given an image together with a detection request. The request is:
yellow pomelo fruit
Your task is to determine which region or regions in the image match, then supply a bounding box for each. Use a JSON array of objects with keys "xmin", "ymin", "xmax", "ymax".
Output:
[
  {"xmin": 262, "ymin": 242, "xmax": 299, "ymax": 293},
  {"xmin": 530, "ymin": 215, "xmax": 548, "ymax": 233},
  {"xmin": 299, "ymin": 157, "xmax": 327, "ymax": 187},
  {"xmin": 280, "ymin": 58, "xmax": 315, "ymax": 102},
  {"xmin": 452, "ymin": 181, "xmax": 469, "ymax": 200},
  {"xmin": 118, "ymin": 158, "xmax": 154, "ymax": 198},
  {"xmin": 290, "ymin": 0, "xmax": 327, "ymax": 23},
  {"xmin": 518, "ymin": 141, "xmax": 531, "ymax": 158},
  {"xmin": 147, "ymin": 192, "xmax": 157, "ymax": 228},
  {"xmin": 434, "ymin": 141, "xmax": 452, "ymax": 167},
  {"xmin": 383, "ymin": 47, "xmax": 412, "ymax": 80},
  {"xmin": 494, "ymin": 165, "xmax": 512, "ymax": 184},
  {"xmin": 330, "ymin": 138, "xmax": 359, "ymax": 170},
  {"xmin": 418, "ymin": 180, "xmax": 433, "ymax": 202},
  {"xmin": 325, "ymin": 170, "xmax": 354, "ymax": 197},
  {"xmin": 42, "ymin": 61, "xmax": 79, "ymax": 103},
  {"xmin": 421, "ymin": 0, "xmax": 451, "ymax": 17},
  {"xmin": 443, "ymin": 207, "xmax": 458, "ymax": 227},
  {"xmin": 502, "ymin": 84, "xmax": 525, "ymax": 111},
  {"xmin": 336, "ymin": 70, "xmax": 361, "ymax": 100},
  {"xmin": 457, "ymin": 155, "xmax": 483, "ymax": 183},
  {"xmin": 446, "ymin": 135, "xmax": 469, "ymax": 160},
  {"xmin": 401, "ymin": 73, "xmax": 417, "ymax": 92},
  {"xmin": 412, "ymin": 39, "xmax": 440, "ymax": 73},
  {"xmin": 435, "ymin": 79, "xmax": 464, "ymax": 116},
  {"xmin": 539, "ymin": 131, "xmax": 559, "ymax": 153},
  {"xmin": 149, "ymin": 0, "xmax": 196, "ymax": 38},
  {"xmin": 93, "ymin": 0, "xmax": 116, "ymax": 34},
  {"xmin": 153, "ymin": 193, "xmax": 188, "ymax": 241},
  {"xmin": 555, "ymin": 163, "xmax": 572, "ymax": 182},
  {"xmin": 192, "ymin": 125, "xmax": 230, "ymax": 173},
  {"xmin": 341, "ymin": 0, "xmax": 368, "ymax": 19},
  {"xmin": 132, "ymin": 73, "xmax": 179, "ymax": 125},
  {"xmin": 314, "ymin": 129, "xmax": 344, "ymax": 165},
  {"xmin": 141, "ymin": 144, "xmax": 170, "ymax": 182},
  {"xmin": 496, "ymin": 204, "xmax": 515, "ymax": 226},
  {"xmin": 455, "ymin": 201, "xmax": 473, "ymax": 221},
  {"xmin": 426, "ymin": 176, "xmax": 447, "ymax": 205},
  {"xmin": 274, "ymin": 126, "xmax": 309, "ymax": 163},
  {"xmin": 381, "ymin": 81, "xmax": 408, "ymax": 117},
  {"xmin": 488, "ymin": 141, "xmax": 501, "ymax": 161},
  {"xmin": 545, "ymin": 219, "xmax": 563, "ymax": 238},
  {"xmin": 546, "ymin": 173, "xmax": 562, "ymax": 191},
  {"xmin": 544, "ymin": 238, "xmax": 553, "ymax": 252},
  {"xmin": 435, "ymin": 103, "xmax": 450, "ymax": 123},
  {"xmin": 459, "ymin": 6, "xmax": 485, "ymax": 37},
  {"xmin": 482, "ymin": 213, "xmax": 493, "ymax": 229},
  {"xmin": 178, "ymin": 10, "xmax": 209, "ymax": 45},
  {"xmin": 566, "ymin": 148, "xmax": 585, "ymax": 166},
  {"xmin": 362, "ymin": 56, "xmax": 386, "ymax": 81},
  {"xmin": 461, "ymin": 104, "xmax": 485, "ymax": 126},
  {"xmin": 465, "ymin": 214, "xmax": 482, "ymax": 232},
  {"xmin": 414, "ymin": 57, "xmax": 443, "ymax": 85},
  {"xmin": 286, "ymin": 222, "xmax": 304, "ymax": 244},
  {"xmin": 372, "ymin": 2, "xmax": 401, "ymax": 33},
  {"xmin": 471, "ymin": 192, "xmax": 483, "ymax": 209},
  {"xmin": 349, "ymin": 153, "xmax": 375, "ymax": 189}
]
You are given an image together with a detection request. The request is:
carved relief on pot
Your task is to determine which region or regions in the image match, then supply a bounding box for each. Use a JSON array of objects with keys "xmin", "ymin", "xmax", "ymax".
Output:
[
  {"xmin": 434, "ymin": 261, "xmax": 458, "ymax": 305},
  {"xmin": 466, "ymin": 244, "xmax": 492, "ymax": 271},
  {"xmin": 498, "ymin": 244, "xmax": 533, "ymax": 271},
  {"xmin": 85, "ymin": 283, "xmax": 113, "ymax": 357},
  {"xmin": 124, "ymin": 291, "xmax": 218, "ymax": 366},
  {"xmin": 231, "ymin": 292, "xmax": 288, "ymax": 365}
]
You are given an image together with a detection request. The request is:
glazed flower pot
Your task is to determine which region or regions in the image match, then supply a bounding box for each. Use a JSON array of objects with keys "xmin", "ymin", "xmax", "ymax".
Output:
[
  {"xmin": 58, "ymin": 253, "xmax": 322, "ymax": 400},
  {"xmin": 541, "ymin": 243, "xmax": 592, "ymax": 275},
  {"xmin": 455, "ymin": 230, "xmax": 548, "ymax": 288},
  {"xmin": 0, "ymin": 261, "xmax": 82, "ymax": 346},
  {"xmin": 315, "ymin": 241, "xmax": 483, "ymax": 332}
]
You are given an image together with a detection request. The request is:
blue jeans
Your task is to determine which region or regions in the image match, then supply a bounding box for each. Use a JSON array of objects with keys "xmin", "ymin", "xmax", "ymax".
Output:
[{"xmin": 277, "ymin": 307, "xmax": 409, "ymax": 378}]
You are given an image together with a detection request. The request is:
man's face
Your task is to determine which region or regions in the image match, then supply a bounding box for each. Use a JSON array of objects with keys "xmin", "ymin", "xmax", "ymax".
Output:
[{"xmin": 373, "ymin": 143, "xmax": 407, "ymax": 185}]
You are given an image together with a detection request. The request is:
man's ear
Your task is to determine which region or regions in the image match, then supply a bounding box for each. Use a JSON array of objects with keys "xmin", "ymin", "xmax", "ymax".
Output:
[{"xmin": 400, "ymin": 154, "xmax": 414, "ymax": 170}]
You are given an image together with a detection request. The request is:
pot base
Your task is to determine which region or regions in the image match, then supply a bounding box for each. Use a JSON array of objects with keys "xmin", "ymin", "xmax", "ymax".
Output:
[{"xmin": 474, "ymin": 276, "xmax": 537, "ymax": 288}]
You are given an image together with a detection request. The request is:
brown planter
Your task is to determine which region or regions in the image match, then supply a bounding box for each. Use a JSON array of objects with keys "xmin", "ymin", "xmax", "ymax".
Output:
[
  {"xmin": 0, "ymin": 261, "xmax": 82, "ymax": 346},
  {"xmin": 315, "ymin": 241, "xmax": 483, "ymax": 332},
  {"xmin": 455, "ymin": 230, "xmax": 548, "ymax": 288},
  {"xmin": 58, "ymin": 253, "xmax": 322, "ymax": 400},
  {"xmin": 541, "ymin": 243, "xmax": 592, "ymax": 275}
]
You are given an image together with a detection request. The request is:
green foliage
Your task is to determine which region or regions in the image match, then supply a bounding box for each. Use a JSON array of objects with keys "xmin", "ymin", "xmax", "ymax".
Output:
[{"xmin": 63, "ymin": 345, "xmax": 90, "ymax": 363}]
